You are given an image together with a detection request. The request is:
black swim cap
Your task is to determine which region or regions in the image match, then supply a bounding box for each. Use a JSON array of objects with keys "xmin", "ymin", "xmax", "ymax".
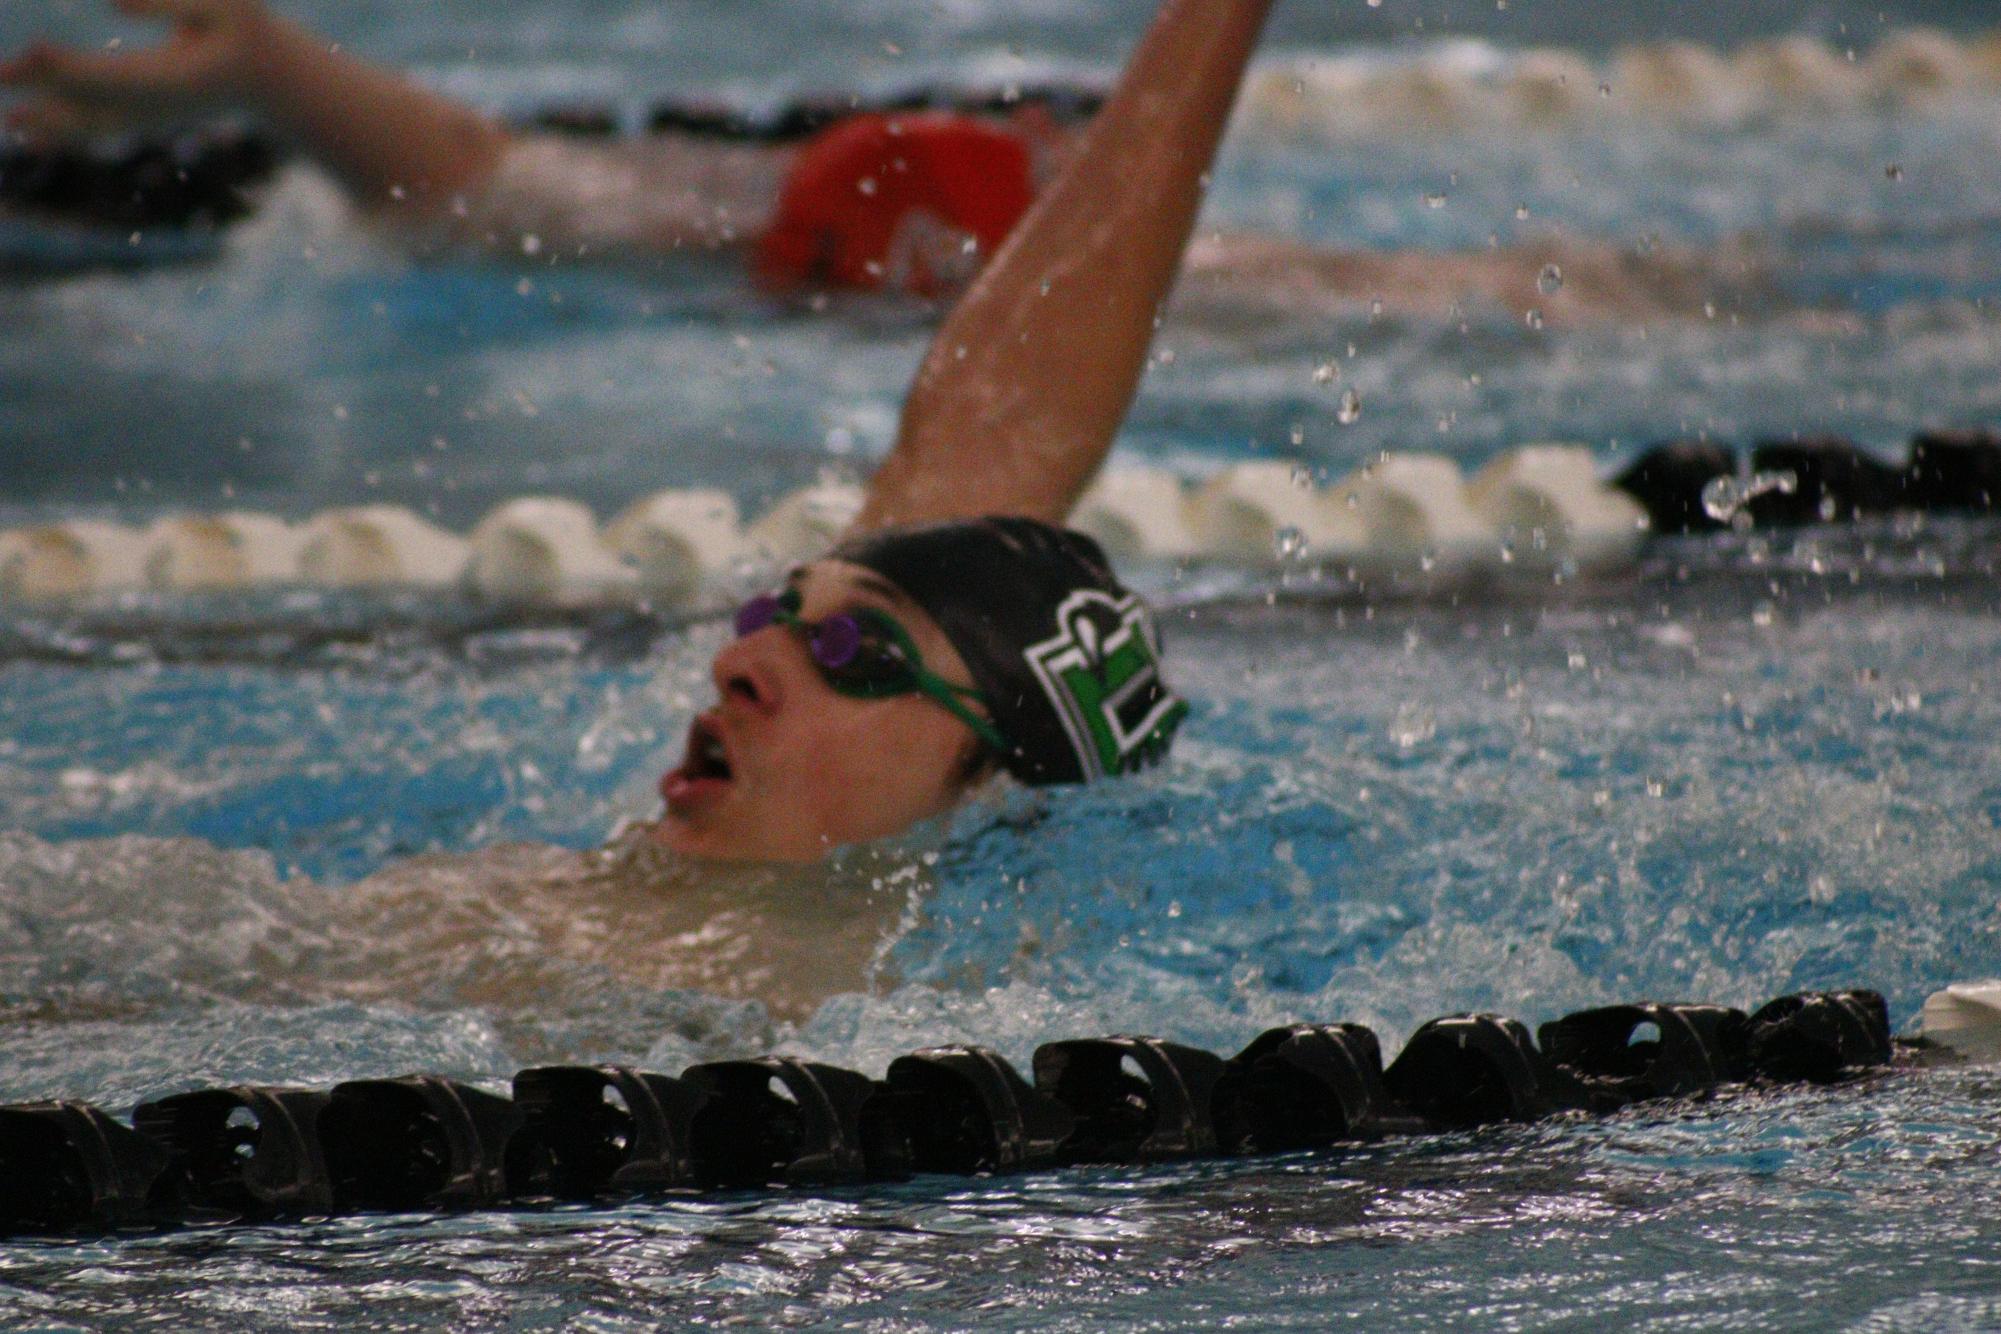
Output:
[{"xmin": 829, "ymin": 517, "xmax": 1187, "ymax": 786}]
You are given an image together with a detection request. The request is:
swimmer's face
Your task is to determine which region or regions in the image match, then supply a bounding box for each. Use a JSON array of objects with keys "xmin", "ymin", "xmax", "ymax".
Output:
[{"xmin": 648, "ymin": 559, "xmax": 991, "ymax": 863}]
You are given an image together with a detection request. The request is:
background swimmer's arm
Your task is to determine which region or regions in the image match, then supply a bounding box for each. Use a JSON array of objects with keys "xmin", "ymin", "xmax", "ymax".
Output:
[
  {"xmin": 854, "ymin": 0, "xmax": 1275, "ymax": 532},
  {"xmin": 1, "ymin": 0, "xmax": 506, "ymax": 212}
]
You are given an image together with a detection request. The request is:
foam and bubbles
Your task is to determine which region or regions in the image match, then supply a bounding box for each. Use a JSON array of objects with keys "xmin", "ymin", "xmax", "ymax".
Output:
[{"xmin": 4, "ymin": 543, "xmax": 1995, "ymax": 1113}]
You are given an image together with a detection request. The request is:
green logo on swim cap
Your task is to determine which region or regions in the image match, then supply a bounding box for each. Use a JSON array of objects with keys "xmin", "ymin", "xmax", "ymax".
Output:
[{"xmin": 1023, "ymin": 589, "xmax": 1187, "ymax": 781}]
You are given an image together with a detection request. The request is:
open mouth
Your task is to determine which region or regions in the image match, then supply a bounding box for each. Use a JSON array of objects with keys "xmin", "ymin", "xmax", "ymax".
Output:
[
  {"xmin": 660, "ymin": 715, "xmax": 733, "ymax": 811},
  {"xmin": 684, "ymin": 717, "xmax": 732, "ymax": 781}
]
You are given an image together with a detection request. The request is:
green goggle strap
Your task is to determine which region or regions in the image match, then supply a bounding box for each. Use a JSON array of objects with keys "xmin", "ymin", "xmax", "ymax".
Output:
[{"xmin": 770, "ymin": 595, "xmax": 1011, "ymax": 756}]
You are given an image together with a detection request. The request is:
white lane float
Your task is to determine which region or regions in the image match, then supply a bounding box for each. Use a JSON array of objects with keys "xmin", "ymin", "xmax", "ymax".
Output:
[
  {"xmin": 3, "ymin": 441, "xmax": 1690, "ymax": 606},
  {"xmin": 1186, "ymin": 454, "xmax": 1502, "ymax": 578},
  {"xmin": 1071, "ymin": 466, "xmax": 1202, "ymax": 565},
  {"xmin": 1921, "ymin": 981, "xmax": 2001, "ymax": 1063},
  {"xmin": 1464, "ymin": 445, "xmax": 1650, "ymax": 574},
  {"xmin": 1187, "ymin": 460, "xmax": 1367, "ymax": 568},
  {"xmin": 1735, "ymin": 35, "xmax": 1869, "ymax": 108},
  {"xmin": 1610, "ymin": 40, "xmax": 1748, "ymax": 120},
  {"xmin": 1324, "ymin": 453, "xmax": 1496, "ymax": 580},
  {"xmin": 1503, "ymin": 49, "xmax": 1600, "ymax": 123},
  {"xmin": 604, "ymin": 489, "xmax": 744, "ymax": 605},
  {"xmin": 1869, "ymin": 28, "xmax": 1977, "ymax": 104},
  {"xmin": 465, "ymin": 497, "xmax": 631, "ymax": 603},
  {"xmin": 296, "ymin": 505, "xmax": 470, "ymax": 588},
  {"xmin": 746, "ymin": 482, "xmax": 865, "ymax": 565},
  {"xmin": 142, "ymin": 512, "xmax": 302, "ymax": 591},
  {"xmin": 1971, "ymin": 32, "xmax": 2001, "ymax": 84},
  {"xmin": 0, "ymin": 521, "xmax": 149, "ymax": 599}
]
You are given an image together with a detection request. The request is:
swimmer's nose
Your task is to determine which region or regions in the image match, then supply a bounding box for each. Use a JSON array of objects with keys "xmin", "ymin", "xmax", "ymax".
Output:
[{"xmin": 711, "ymin": 631, "xmax": 784, "ymax": 718}]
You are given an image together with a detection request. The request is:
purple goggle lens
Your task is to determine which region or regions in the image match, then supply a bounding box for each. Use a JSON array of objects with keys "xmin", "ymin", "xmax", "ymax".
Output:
[{"xmin": 733, "ymin": 593, "xmax": 862, "ymax": 669}]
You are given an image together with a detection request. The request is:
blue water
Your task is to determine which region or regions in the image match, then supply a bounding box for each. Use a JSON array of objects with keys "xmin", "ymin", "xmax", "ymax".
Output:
[{"xmin": 5, "ymin": 0, "xmax": 2001, "ymax": 1328}]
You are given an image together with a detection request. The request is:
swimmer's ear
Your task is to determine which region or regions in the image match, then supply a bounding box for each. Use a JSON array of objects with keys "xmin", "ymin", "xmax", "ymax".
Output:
[{"xmin": 955, "ymin": 735, "xmax": 1002, "ymax": 789}]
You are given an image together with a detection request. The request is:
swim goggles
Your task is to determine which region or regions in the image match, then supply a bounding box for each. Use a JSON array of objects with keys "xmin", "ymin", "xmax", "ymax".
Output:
[{"xmin": 734, "ymin": 589, "xmax": 1010, "ymax": 754}]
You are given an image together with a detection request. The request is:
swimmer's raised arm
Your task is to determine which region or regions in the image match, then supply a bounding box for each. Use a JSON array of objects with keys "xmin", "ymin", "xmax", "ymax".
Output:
[
  {"xmin": 1, "ymin": 0, "xmax": 504, "ymax": 211},
  {"xmin": 854, "ymin": 0, "xmax": 1276, "ymax": 532}
]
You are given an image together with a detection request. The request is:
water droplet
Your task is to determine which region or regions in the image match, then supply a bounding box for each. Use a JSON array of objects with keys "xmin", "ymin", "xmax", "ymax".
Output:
[
  {"xmin": 1536, "ymin": 263, "xmax": 1563, "ymax": 296},
  {"xmin": 1289, "ymin": 465, "xmax": 1315, "ymax": 489},
  {"xmin": 1567, "ymin": 650, "xmax": 1587, "ymax": 671},
  {"xmin": 1524, "ymin": 308, "xmax": 1544, "ymax": 330},
  {"xmin": 1289, "ymin": 423, "xmax": 1306, "ymax": 447},
  {"xmin": 857, "ymin": 177, "xmax": 878, "ymax": 196},
  {"xmin": 1368, "ymin": 299, "xmax": 1384, "ymax": 321},
  {"xmin": 1390, "ymin": 702, "xmax": 1436, "ymax": 749},
  {"xmin": 1885, "ymin": 163, "xmax": 1904, "ymax": 181},
  {"xmin": 1703, "ymin": 301, "xmax": 1717, "ymax": 320},
  {"xmin": 1313, "ymin": 361, "xmax": 1341, "ymax": 386},
  {"xmin": 1336, "ymin": 389, "xmax": 1362, "ymax": 424},
  {"xmin": 1645, "ymin": 776, "xmax": 1666, "ymax": 797},
  {"xmin": 1156, "ymin": 347, "xmax": 1177, "ymax": 365},
  {"xmin": 1701, "ymin": 470, "xmax": 1796, "ymax": 524},
  {"xmin": 1598, "ymin": 82, "xmax": 1612, "ymax": 97},
  {"xmin": 1423, "ymin": 192, "xmax": 1448, "ymax": 209},
  {"xmin": 1273, "ymin": 526, "xmax": 1309, "ymax": 561},
  {"xmin": 520, "ymin": 233, "xmax": 542, "ymax": 256},
  {"xmin": 1514, "ymin": 203, "xmax": 1530, "ymax": 221}
]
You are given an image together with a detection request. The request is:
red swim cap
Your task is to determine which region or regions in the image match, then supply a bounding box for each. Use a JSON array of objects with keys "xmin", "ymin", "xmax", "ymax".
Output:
[{"xmin": 752, "ymin": 112, "xmax": 1035, "ymax": 298}]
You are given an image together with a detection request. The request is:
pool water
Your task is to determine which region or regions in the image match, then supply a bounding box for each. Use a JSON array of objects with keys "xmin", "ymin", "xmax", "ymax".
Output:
[{"xmin": 4, "ymin": 0, "xmax": 2001, "ymax": 1328}]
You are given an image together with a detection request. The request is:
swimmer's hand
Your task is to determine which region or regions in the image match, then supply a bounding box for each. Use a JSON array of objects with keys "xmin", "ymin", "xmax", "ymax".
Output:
[
  {"xmin": 1, "ymin": 0, "xmax": 275, "ymax": 140},
  {"xmin": 4, "ymin": 0, "xmax": 504, "ymax": 210}
]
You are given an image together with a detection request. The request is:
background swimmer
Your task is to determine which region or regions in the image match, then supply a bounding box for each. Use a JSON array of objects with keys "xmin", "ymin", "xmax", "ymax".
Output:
[{"xmin": 1, "ymin": 0, "xmax": 1758, "ymax": 322}]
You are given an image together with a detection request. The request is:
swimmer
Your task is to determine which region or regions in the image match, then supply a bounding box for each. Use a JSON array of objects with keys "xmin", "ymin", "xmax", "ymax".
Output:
[
  {"xmin": 246, "ymin": 0, "xmax": 1273, "ymax": 1025},
  {"xmin": 638, "ymin": 0, "xmax": 1262, "ymax": 863},
  {"xmin": 1, "ymin": 0, "xmax": 1758, "ymax": 321},
  {"xmin": 0, "ymin": 0, "xmax": 1076, "ymax": 296},
  {"xmin": 119, "ymin": 0, "xmax": 1257, "ymax": 869},
  {"xmin": 0, "ymin": 0, "xmax": 1276, "ymax": 1024}
]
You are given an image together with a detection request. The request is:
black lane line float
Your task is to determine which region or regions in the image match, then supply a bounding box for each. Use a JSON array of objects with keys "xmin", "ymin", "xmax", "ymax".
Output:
[
  {"xmin": 0, "ymin": 988, "xmax": 1924, "ymax": 1238},
  {"xmin": 1611, "ymin": 431, "xmax": 2001, "ymax": 535}
]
